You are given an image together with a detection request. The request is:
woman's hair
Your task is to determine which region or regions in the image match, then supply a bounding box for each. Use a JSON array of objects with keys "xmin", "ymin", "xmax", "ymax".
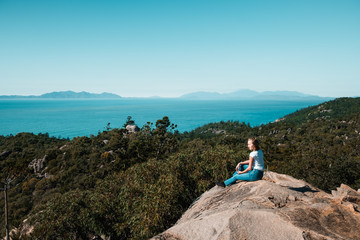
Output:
[{"xmin": 248, "ymin": 137, "xmax": 260, "ymax": 150}]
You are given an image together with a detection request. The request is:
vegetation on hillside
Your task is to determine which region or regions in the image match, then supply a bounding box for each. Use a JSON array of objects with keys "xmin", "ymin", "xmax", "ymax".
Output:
[{"xmin": 1, "ymin": 98, "xmax": 360, "ymax": 239}]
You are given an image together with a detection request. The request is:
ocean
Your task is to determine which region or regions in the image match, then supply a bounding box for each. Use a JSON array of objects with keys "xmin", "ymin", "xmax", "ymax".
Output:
[{"xmin": 0, "ymin": 98, "xmax": 326, "ymax": 139}]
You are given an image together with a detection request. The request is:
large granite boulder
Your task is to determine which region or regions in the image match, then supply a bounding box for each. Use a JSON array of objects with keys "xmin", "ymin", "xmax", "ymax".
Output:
[{"xmin": 152, "ymin": 171, "xmax": 360, "ymax": 240}]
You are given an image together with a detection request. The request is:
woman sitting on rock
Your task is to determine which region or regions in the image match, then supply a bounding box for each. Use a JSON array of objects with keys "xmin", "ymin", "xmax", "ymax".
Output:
[{"xmin": 217, "ymin": 137, "xmax": 264, "ymax": 187}]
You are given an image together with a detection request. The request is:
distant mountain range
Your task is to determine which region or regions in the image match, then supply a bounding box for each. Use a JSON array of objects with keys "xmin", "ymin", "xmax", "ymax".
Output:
[
  {"xmin": 0, "ymin": 91, "xmax": 122, "ymax": 99},
  {"xmin": 0, "ymin": 90, "xmax": 333, "ymax": 100},
  {"xmin": 179, "ymin": 89, "xmax": 333, "ymax": 100}
]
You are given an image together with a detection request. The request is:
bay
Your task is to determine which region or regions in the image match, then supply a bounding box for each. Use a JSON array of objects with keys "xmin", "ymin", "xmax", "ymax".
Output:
[{"xmin": 0, "ymin": 98, "xmax": 326, "ymax": 138}]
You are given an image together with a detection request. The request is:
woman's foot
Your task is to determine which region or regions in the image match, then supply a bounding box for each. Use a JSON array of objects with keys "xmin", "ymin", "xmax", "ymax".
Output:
[{"xmin": 216, "ymin": 182, "xmax": 225, "ymax": 188}]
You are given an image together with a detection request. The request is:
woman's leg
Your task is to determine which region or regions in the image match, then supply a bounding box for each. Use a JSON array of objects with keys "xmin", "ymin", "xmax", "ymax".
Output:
[
  {"xmin": 225, "ymin": 172, "xmax": 253, "ymax": 186},
  {"xmin": 240, "ymin": 164, "xmax": 249, "ymax": 171},
  {"xmin": 227, "ymin": 165, "xmax": 250, "ymax": 185},
  {"xmin": 224, "ymin": 170, "xmax": 263, "ymax": 186},
  {"xmin": 224, "ymin": 175, "xmax": 239, "ymax": 186},
  {"xmin": 231, "ymin": 164, "xmax": 249, "ymax": 177}
]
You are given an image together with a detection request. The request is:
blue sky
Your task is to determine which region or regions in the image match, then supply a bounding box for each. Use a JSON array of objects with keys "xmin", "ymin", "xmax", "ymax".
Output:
[{"xmin": 0, "ymin": 0, "xmax": 359, "ymax": 97}]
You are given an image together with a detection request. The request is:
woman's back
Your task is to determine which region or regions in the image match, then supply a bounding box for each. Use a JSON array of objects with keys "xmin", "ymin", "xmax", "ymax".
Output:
[{"xmin": 250, "ymin": 149, "xmax": 264, "ymax": 171}]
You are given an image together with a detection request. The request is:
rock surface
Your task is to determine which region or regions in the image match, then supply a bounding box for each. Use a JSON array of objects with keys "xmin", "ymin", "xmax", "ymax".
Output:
[{"xmin": 152, "ymin": 171, "xmax": 360, "ymax": 240}]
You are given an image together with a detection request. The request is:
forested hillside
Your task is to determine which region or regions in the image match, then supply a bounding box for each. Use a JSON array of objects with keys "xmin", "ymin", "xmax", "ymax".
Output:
[{"xmin": 1, "ymin": 97, "xmax": 360, "ymax": 239}]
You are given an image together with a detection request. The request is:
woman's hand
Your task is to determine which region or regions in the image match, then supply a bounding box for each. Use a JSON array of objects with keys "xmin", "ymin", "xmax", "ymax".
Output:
[{"xmin": 235, "ymin": 162, "xmax": 241, "ymax": 171}]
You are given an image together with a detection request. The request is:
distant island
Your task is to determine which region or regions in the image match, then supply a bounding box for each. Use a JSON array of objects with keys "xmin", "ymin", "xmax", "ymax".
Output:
[
  {"xmin": 0, "ymin": 91, "xmax": 122, "ymax": 99},
  {"xmin": 179, "ymin": 89, "xmax": 333, "ymax": 100}
]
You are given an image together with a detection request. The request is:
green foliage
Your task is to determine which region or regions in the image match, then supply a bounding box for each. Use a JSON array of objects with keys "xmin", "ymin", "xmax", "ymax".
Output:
[{"xmin": 1, "ymin": 98, "xmax": 360, "ymax": 239}]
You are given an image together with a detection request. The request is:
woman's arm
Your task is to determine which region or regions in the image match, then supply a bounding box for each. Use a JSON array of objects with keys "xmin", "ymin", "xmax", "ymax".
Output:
[
  {"xmin": 240, "ymin": 160, "xmax": 250, "ymax": 165},
  {"xmin": 237, "ymin": 156, "xmax": 254, "ymax": 174},
  {"xmin": 236, "ymin": 159, "xmax": 250, "ymax": 171}
]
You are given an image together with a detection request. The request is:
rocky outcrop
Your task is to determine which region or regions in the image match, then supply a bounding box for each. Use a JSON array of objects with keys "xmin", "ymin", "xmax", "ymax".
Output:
[
  {"xmin": 28, "ymin": 155, "xmax": 47, "ymax": 177},
  {"xmin": 9, "ymin": 219, "xmax": 34, "ymax": 238},
  {"xmin": 59, "ymin": 144, "xmax": 68, "ymax": 150},
  {"xmin": 152, "ymin": 172, "xmax": 360, "ymax": 240},
  {"xmin": 126, "ymin": 124, "xmax": 140, "ymax": 133}
]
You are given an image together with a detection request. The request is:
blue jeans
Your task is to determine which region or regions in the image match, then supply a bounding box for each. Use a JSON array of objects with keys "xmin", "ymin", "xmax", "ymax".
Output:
[{"xmin": 224, "ymin": 164, "xmax": 264, "ymax": 186}]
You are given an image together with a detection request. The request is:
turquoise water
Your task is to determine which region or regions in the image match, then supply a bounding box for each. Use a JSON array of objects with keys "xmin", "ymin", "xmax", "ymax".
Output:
[{"xmin": 0, "ymin": 98, "xmax": 325, "ymax": 138}]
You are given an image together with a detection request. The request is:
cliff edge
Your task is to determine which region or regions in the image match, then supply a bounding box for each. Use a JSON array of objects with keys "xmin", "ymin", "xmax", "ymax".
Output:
[{"xmin": 152, "ymin": 171, "xmax": 360, "ymax": 240}]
